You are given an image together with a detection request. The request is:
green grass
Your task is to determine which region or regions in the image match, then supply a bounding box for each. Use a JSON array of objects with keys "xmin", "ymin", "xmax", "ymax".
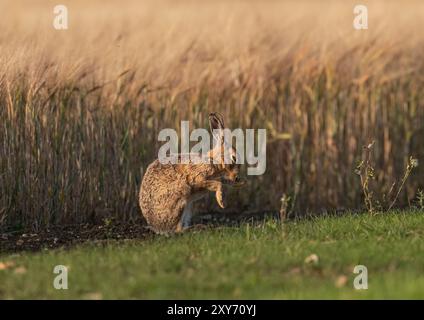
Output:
[{"xmin": 1, "ymin": 211, "xmax": 423, "ymax": 299}]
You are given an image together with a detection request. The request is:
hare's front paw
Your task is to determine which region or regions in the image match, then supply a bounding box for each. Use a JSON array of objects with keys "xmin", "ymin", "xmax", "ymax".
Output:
[{"xmin": 216, "ymin": 187, "xmax": 225, "ymax": 209}]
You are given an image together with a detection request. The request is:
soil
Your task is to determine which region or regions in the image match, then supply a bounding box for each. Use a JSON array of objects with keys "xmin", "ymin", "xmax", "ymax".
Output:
[{"xmin": 0, "ymin": 211, "xmax": 278, "ymax": 253}]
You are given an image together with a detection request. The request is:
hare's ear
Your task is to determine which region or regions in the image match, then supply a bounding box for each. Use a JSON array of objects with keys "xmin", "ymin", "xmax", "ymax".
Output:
[{"xmin": 209, "ymin": 112, "xmax": 225, "ymax": 146}]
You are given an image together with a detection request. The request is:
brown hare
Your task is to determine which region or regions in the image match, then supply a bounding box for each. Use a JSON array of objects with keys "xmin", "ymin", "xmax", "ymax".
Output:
[{"xmin": 139, "ymin": 112, "xmax": 244, "ymax": 234}]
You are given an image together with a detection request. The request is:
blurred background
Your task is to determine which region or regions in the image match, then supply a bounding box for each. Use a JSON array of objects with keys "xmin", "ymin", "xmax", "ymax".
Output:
[{"xmin": 1, "ymin": 0, "xmax": 423, "ymax": 230}]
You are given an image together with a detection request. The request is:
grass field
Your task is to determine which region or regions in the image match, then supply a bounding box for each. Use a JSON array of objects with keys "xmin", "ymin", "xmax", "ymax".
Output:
[{"xmin": 1, "ymin": 211, "xmax": 423, "ymax": 299}]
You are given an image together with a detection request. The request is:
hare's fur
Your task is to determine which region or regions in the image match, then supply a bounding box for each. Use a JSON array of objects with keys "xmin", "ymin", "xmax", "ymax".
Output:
[{"xmin": 139, "ymin": 112, "xmax": 241, "ymax": 234}]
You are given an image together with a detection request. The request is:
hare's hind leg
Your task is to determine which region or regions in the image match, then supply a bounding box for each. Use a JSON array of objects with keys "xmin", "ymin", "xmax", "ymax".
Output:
[
  {"xmin": 176, "ymin": 202, "xmax": 193, "ymax": 232},
  {"xmin": 181, "ymin": 202, "xmax": 193, "ymax": 227}
]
